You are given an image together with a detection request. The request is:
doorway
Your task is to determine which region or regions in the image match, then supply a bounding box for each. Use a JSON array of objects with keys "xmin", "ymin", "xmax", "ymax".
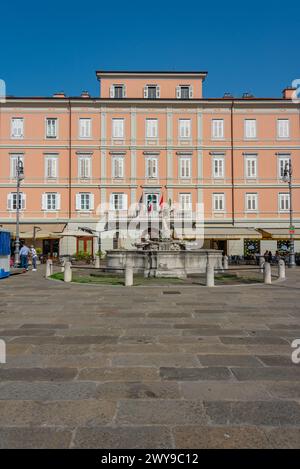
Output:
[{"xmin": 76, "ymin": 236, "xmax": 93, "ymax": 255}]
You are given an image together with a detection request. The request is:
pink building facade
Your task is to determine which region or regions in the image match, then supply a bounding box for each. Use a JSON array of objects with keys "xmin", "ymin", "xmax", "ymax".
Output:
[{"xmin": 0, "ymin": 70, "xmax": 299, "ymax": 257}]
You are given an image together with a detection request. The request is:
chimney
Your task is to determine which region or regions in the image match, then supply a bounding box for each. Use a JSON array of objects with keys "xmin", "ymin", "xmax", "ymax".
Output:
[
  {"xmin": 223, "ymin": 92, "xmax": 233, "ymax": 98},
  {"xmin": 53, "ymin": 91, "xmax": 66, "ymax": 98},
  {"xmin": 282, "ymin": 86, "xmax": 296, "ymax": 99},
  {"xmin": 81, "ymin": 90, "xmax": 90, "ymax": 98}
]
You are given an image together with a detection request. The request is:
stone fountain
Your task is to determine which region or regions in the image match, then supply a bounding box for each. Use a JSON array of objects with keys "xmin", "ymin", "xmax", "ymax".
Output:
[{"xmin": 106, "ymin": 231, "xmax": 223, "ymax": 279}]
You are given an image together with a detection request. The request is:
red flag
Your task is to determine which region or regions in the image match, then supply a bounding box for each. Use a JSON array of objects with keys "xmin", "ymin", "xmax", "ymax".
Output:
[{"xmin": 159, "ymin": 194, "xmax": 164, "ymax": 209}]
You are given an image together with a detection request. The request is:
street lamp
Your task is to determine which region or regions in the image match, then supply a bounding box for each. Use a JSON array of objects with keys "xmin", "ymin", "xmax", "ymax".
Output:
[
  {"xmin": 14, "ymin": 157, "xmax": 24, "ymax": 266},
  {"xmin": 282, "ymin": 159, "xmax": 296, "ymax": 268}
]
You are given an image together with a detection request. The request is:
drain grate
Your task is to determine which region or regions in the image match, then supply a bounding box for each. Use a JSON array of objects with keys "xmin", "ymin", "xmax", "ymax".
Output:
[{"xmin": 163, "ymin": 291, "xmax": 181, "ymax": 295}]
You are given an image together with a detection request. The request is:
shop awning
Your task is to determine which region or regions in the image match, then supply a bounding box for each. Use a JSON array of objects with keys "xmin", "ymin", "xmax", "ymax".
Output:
[
  {"xmin": 258, "ymin": 228, "xmax": 300, "ymax": 240},
  {"xmin": 60, "ymin": 230, "xmax": 98, "ymax": 238},
  {"xmin": 0, "ymin": 223, "xmax": 66, "ymax": 239},
  {"xmin": 203, "ymin": 227, "xmax": 262, "ymax": 240}
]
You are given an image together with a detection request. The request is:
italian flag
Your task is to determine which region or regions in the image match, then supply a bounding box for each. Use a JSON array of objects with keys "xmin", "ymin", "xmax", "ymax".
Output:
[
  {"xmin": 147, "ymin": 195, "xmax": 154, "ymax": 213},
  {"xmin": 159, "ymin": 194, "xmax": 164, "ymax": 210}
]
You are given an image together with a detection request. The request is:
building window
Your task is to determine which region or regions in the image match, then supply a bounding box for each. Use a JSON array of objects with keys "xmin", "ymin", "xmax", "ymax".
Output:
[
  {"xmin": 278, "ymin": 156, "xmax": 290, "ymax": 178},
  {"xmin": 110, "ymin": 84, "xmax": 125, "ymax": 99},
  {"xmin": 42, "ymin": 192, "xmax": 60, "ymax": 211},
  {"xmin": 79, "ymin": 118, "xmax": 92, "ymax": 138},
  {"xmin": 146, "ymin": 193, "xmax": 159, "ymax": 212},
  {"xmin": 110, "ymin": 193, "xmax": 127, "ymax": 210},
  {"xmin": 176, "ymin": 85, "xmax": 193, "ymax": 99},
  {"xmin": 244, "ymin": 119, "xmax": 257, "ymax": 139},
  {"xmin": 246, "ymin": 193, "xmax": 258, "ymax": 211},
  {"xmin": 146, "ymin": 157, "xmax": 158, "ymax": 178},
  {"xmin": 245, "ymin": 156, "xmax": 257, "ymax": 178},
  {"xmin": 78, "ymin": 155, "xmax": 91, "ymax": 179},
  {"xmin": 112, "ymin": 156, "xmax": 124, "ymax": 178},
  {"xmin": 144, "ymin": 85, "xmax": 160, "ymax": 99},
  {"xmin": 212, "ymin": 119, "xmax": 224, "ymax": 139},
  {"xmin": 277, "ymin": 119, "xmax": 290, "ymax": 139},
  {"xmin": 179, "ymin": 193, "xmax": 192, "ymax": 211},
  {"xmin": 213, "ymin": 157, "xmax": 224, "ymax": 178},
  {"xmin": 45, "ymin": 156, "xmax": 58, "ymax": 179},
  {"xmin": 46, "ymin": 118, "xmax": 58, "ymax": 138},
  {"xmin": 179, "ymin": 119, "xmax": 191, "ymax": 139},
  {"xmin": 76, "ymin": 193, "xmax": 94, "ymax": 211},
  {"xmin": 146, "ymin": 119, "xmax": 158, "ymax": 138},
  {"xmin": 10, "ymin": 155, "xmax": 24, "ymax": 179},
  {"xmin": 179, "ymin": 157, "xmax": 191, "ymax": 178},
  {"xmin": 213, "ymin": 193, "xmax": 225, "ymax": 211},
  {"xmin": 279, "ymin": 193, "xmax": 290, "ymax": 212},
  {"xmin": 7, "ymin": 192, "xmax": 26, "ymax": 210},
  {"xmin": 112, "ymin": 118, "xmax": 124, "ymax": 139},
  {"xmin": 11, "ymin": 118, "xmax": 24, "ymax": 139}
]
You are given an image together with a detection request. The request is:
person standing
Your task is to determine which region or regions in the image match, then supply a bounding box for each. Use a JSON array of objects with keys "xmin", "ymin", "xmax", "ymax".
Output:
[
  {"xmin": 19, "ymin": 243, "xmax": 30, "ymax": 271},
  {"xmin": 30, "ymin": 245, "xmax": 38, "ymax": 271}
]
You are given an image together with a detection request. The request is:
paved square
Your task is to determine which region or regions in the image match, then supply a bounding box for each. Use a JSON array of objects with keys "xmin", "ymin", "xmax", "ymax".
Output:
[{"xmin": 0, "ymin": 269, "xmax": 300, "ymax": 448}]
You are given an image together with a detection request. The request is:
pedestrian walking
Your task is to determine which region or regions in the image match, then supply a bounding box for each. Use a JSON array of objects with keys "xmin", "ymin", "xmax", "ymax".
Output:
[
  {"xmin": 30, "ymin": 245, "xmax": 38, "ymax": 271},
  {"xmin": 19, "ymin": 244, "xmax": 30, "ymax": 271}
]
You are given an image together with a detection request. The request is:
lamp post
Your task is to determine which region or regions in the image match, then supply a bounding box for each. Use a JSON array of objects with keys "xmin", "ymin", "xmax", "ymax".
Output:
[
  {"xmin": 282, "ymin": 159, "xmax": 296, "ymax": 268},
  {"xmin": 14, "ymin": 157, "xmax": 24, "ymax": 266}
]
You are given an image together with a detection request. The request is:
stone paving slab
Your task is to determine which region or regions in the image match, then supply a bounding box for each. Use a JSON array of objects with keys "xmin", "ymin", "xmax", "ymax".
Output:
[{"xmin": 1, "ymin": 267, "xmax": 300, "ymax": 448}]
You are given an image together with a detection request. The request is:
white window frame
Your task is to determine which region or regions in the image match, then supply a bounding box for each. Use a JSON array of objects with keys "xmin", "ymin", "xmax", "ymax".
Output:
[
  {"xmin": 44, "ymin": 155, "xmax": 58, "ymax": 179},
  {"xmin": 278, "ymin": 193, "xmax": 290, "ymax": 212},
  {"xmin": 179, "ymin": 157, "xmax": 191, "ymax": 179},
  {"xmin": 7, "ymin": 192, "xmax": 26, "ymax": 211},
  {"xmin": 112, "ymin": 156, "xmax": 124, "ymax": 179},
  {"xmin": 76, "ymin": 193, "xmax": 94, "ymax": 211},
  {"xmin": 179, "ymin": 193, "xmax": 192, "ymax": 211},
  {"xmin": 79, "ymin": 118, "xmax": 92, "ymax": 139},
  {"xmin": 277, "ymin": 119, "xmax": 290, "ymax": 139},
  {"xmin": 11, "ymin": 118, "xmax": 24, "ymax": 139},
  {"xmin": 176, "ymin": 85, "xmax": 193, "ymax": 99},
  {"xmin": 112, "ymin": 118, "xmax": 125, "ymax": 139},
  {"xmin": 179, "ymin": 119, "xmax": 191, "ymax": 139},
  {"xmin": 213, "ymin": 193, "xmax": 225, "ymax": 212},
  {"xmin": 10, "ymin": 154, "xmax": 24, "ymax": 179},
  {"xmin": 213, "ymin": 156, "xmax": 224, "ymax": 178},
  {"xmin": 110, "ymin": 84, "xmax": 126, "ymax": 99},
  {"xmin": 144, "ymin": 85, "xmax": 160, "ymax": 99},
  {"xmin": 78, "ymin": 154, "xmax": 92, "ymax": 179},
  {"xmin": 42, "ymin": 192, "xmax": 60, "ymax": 211},
  {"xmin": 245, "ymin": 193, "xmax": 258, "ymax": 212},
  {"xmin": 145, "ymin": 157, "xmax": 158, "ymax": 179},
  {"xmin": 245, "ymin": 155, "xmax": 257, "ymax": 179},
  {"xmin": 244, "ymin": 119, "xmax": 257, "ymax": 139},
  {"xmin": 146, "ymin": 119, "xmax": 158, "ymax": 139},
  {"xmin": 278, "ymin": 155, "xmax": 291, "ymax": 179},
  {"xmin": 211, "ymin": 119, "xmax": 224, "ymax": 139},
  {"xmin": 45, "ymin": 118, "xmax": 58, "ymax": 139},
  {"xmin": 110, "ymin": 193, "xmax": 128, "ymax": 211}
]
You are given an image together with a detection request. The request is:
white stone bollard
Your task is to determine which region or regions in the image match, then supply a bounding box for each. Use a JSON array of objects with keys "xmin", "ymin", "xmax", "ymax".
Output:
[
  {"xmin": 45, "ymin": 259, "xmax": 53, "ymax": 278},
  {"xmin": 206, "ymin": 261, "xmax": 215, "ymax": 287},
  {"xmin": 264, "ymin": 261, "xmax": 272, "ymax": 284},
  {"xmin": 223, "ymin": 255, "xmax": 229, "ymax": 270},
  {"xmin": 259, "ymin": 256, "xmax": 265, "ymax": 273},
  {"xmin": 61, "ymin": 259, "xmax": 66, "ymax": 273},
  {"xmin": 95, "ymin": 255, "xmax": 100, "ymax": 269},
  {"xmin": 125, "ymin": 257, "xmax": 133, "ymax": 287},
  {"xmin": 64, "ymin": 261, "xmax": 72, "ymax": 282},
  {"xmin": 278, "ymin": 259, "xmax": 286, "ymax": 279}
]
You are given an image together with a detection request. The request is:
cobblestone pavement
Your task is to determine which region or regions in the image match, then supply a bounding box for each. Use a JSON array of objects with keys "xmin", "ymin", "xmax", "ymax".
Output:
[{"xmin": 0, "ymin": 268, "xmax": 300, "ymax": 448}]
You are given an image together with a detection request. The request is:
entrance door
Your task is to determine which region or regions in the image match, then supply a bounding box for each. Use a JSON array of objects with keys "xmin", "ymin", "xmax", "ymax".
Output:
[
  {"xmin": 77, "ymin": 237, "xmax": 93, "ymax": 255},
  {"xmin": 43, "ymin": 239, "xmax": 60, "ymax": 259}
]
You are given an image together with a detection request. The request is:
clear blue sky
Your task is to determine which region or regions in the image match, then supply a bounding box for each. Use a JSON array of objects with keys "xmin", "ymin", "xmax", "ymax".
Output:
[{"xmin": 1, "ymin": 0, "xmax": 299, "ymax": 98}]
